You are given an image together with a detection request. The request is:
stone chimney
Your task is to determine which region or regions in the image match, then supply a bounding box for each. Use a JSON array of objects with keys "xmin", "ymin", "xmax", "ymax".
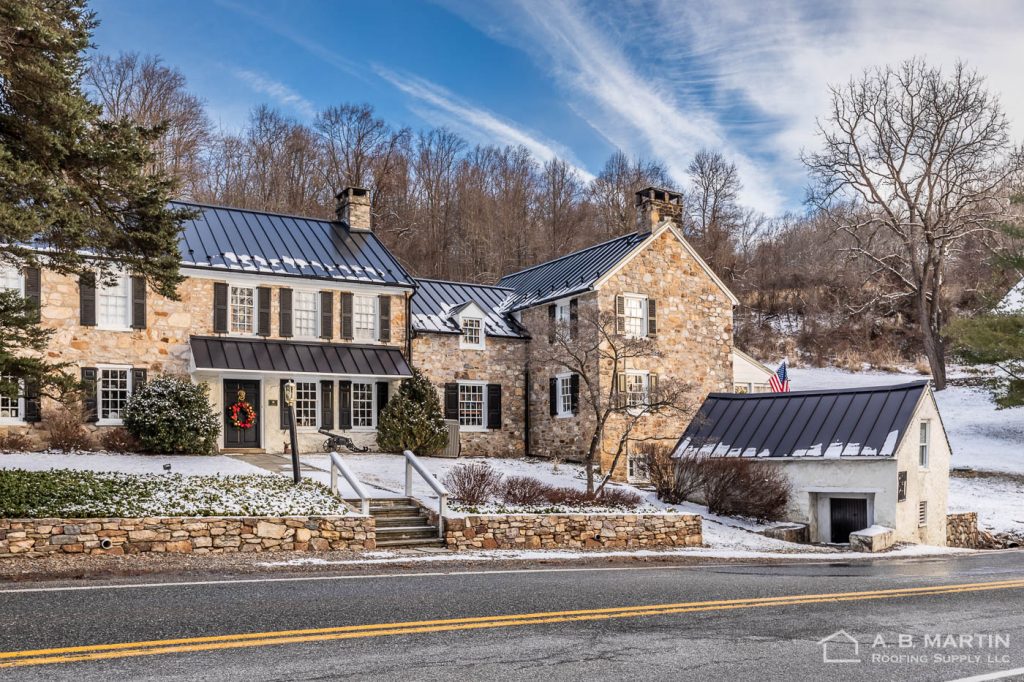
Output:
[
  {"xmin": 634, "ymin": 186, "xmax": 683, "ymax": 235},
  {"xmin": 336, "ymin": 186, "xmax": 372, "ymax": 232}
]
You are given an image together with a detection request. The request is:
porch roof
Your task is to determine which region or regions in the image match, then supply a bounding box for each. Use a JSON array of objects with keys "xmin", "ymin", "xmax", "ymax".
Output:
[{"xmin": 190, "ymin": 336, "xmax": 411, "ymax": 378}]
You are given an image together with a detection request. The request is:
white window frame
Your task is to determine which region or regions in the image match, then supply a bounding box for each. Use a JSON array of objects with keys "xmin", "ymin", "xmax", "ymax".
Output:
[
  {"xmin": 96, "ymin": 271, "xmax": 132, "ymax": 331},
  {"xmin": 555, "ymin": 373, "xmax": 574, "ymax": 418},
  {"xmin": 457, "ymin": 381, "xmax": 487, "ymax": 432},
  {"xmin": 0, "ymin": 264, "xmax": 24, "ymax": 295},
  {"xmin": 96, "ymin": 364, "xmax": 132, "ymax": 426},
  {"xmin": 353, "ymin": 294, "xmax": 378, "ymax": 342},
  {"xmin": 350, "ymin": 381, "xmax": 376, "ymax": 431},
  {"xmin": 0, "ymin": 374, "xmax": 24, "ymax": 424},
  {"xmin": 627, "ymin": 451, "xmax": 650, "ymax": 483},
  {"xmin": 918, "ymin": 500, "xmax": 928, "ymax": 527},
  {"xmin": 918, "ymin": 420, "xmax": 930, "ymax": 469},
  {"xmin": 292, "ymin": 380, "xmax": 319, "ymax": 430},
  {"xmin": 622, "ymin": 293, "xmax": 648, "ymax": 339},
  {"xmin": 460, "ymin": 317, "xmax": 484, "ymax": 350},
  {"xmin": 229, "ymin": 284, "xmax": 257, "ymax": 335},
  {"xmin": 624, "ymin": 370, "xmax": 650, "ymax": 414},
  {"xmin": 555, "ymin": 302, "xmax": 571, "ymax": 325},
  {"xmin": 292, "ymin": 290, "xmax": 320, "ymax": 339}
]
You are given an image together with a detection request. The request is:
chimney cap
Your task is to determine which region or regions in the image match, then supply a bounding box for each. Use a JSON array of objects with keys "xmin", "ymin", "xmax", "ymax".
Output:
[
  {"xmin": 634, "ymin": 186, "xmax": 682, "ymax": 206},
  {"xmin": 335, "ymin": 186, "xmax": 370, "ymax": 200}
]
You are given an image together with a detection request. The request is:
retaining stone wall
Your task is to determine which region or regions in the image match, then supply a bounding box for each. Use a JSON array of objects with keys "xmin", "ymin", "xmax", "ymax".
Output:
[
  {"xmin": 0, "ymin": 515, "xmax": 375, "ymax": 558},
  {"xmin": 946, "ymin": 512, "xmax": 979, "ymax": 548}
]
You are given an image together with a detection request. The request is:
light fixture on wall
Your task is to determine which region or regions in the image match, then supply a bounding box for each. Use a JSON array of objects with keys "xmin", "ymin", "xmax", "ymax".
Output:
[{"xmin": 283, "ymin": 380, "xmax": 296, "ymax": 406}]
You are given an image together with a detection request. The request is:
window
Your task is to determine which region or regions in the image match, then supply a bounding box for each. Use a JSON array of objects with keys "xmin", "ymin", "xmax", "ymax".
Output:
[
  {"xmin": 293, "ymin": 381, "xmax": 318, "ymax": 428},
  {"xmin": 98, "ymin": 368, "xmax": 130, "ymax": 424},
  {"xmin": 352, "ymin": 382, "xmax": 375, "ymax": 428},
  {"xmin": 919, "ymin": 420, "xmax": 930, "ymax": 468},
  {"xmin": 0, "ymin": 374, "xmax": 22, "ymax": 422},
  {"xmin": 556, "ymin": 374, "xmax": 574, "ymax": 417},
  {"xmin": 623, "ymin": 295, "xmax": 647, "ymax": 337},
  {"xmin": 627, "ymin": 452, "xmax": 649, "ymax": 483},
  {"xmin": 230, "ymin": 285, "xmax": 256, "ymax": 334},
  {"xmin": 918, "ymin": 500, "xmax": 928, "ymax": 527},
  {"xmin": 555, "ymin": 303, "xmax": 570, "ymax": 325},
  {"xmin": 734, "ymin": 383, "xmax": 751, "ymax": 394},
  {"xmin": 293, "ymin": 291, "xmax": 319, "ymax": 337},
  {"xmin": 0, "ymin": 265, "xmax": 22, "ymax": 294},
  {"xmin": 353, "ymin": 295, "xmax": 376, "ymax": 341},
  {"xmin": 625, "ymin": 372, "xmax": 649, "ymax": 410},
  {"xmin": 461, "ymin": 317, "xmax": 483, "ymax": 348},
  {"xmin": 458, "ymin": 383, "xmax": 485, "ymax": 429},
  {"xmin": 97, "ymin": 273, "xmax": 131, "ymax": 329}
]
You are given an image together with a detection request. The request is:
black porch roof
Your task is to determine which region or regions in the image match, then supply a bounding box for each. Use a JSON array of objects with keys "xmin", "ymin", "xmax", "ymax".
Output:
[{"xmin": 190, "ymin": 336, "xmax": 411, "ymax": 377}]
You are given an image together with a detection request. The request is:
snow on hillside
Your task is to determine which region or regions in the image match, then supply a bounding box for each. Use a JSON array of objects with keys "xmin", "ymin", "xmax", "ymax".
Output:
[{"xmin": 995, "ymin": 278, "xmax": 1024, "ymax": 313}]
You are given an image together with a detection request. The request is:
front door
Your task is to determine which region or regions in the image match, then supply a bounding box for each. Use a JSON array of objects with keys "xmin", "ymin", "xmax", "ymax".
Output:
[
  {"xmin": 224, "ymin": 379, "xmax": 261, "ymax": 449},
  {"xmin": 829, "ymin": 498, "xmax": 868, "ymax": 543}
]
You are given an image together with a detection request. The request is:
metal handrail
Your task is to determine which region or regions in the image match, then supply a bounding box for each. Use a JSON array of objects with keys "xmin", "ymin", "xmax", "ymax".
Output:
[
  {"xmin": 403, "ymin": 450, "xmax": 448, "ymax": 538},
  {"xmin": 329, "ymin": 452, "xmax": 370, "ymax": 516}
]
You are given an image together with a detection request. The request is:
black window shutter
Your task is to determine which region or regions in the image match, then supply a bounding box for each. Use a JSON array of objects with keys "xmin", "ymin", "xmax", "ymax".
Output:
[
  {"xmin": 280, "ymin": 379, "xmax": 291, "ymax": 429},
  {"xmin": 569, "ymin": 298, "xmax": 578, "ymax": 339},
  {"xmin": 257, "ymin": 287, "xmax": 271, "ymax": 336},
  {"xmin": 320, "ymin": 380, "xmax": 334, "ymax": 430},
  {"xmin": 279, "ymin": 288, "xmax": 292, "ymax": 337},
  {"xmin": 378, "ymin": 295, "xmax": 391, "ymax": 343},
  {"xmin": 23, "ymin": 378, "xmax": 41, "ymax": 423},
  {"xmin": 443, "ymin": 383, "xmax": 459, "ymax": 420},
  {"xmin": 647, "ymin": 299, "xmax": 657, "ymax": 337},
  {"xmin": 547, "ymin": 304, "xmax": 556, "ymax": 343},
  {"xmin": 320, "ymin": 291, "xmax": 334, "ymax": 339},
  {"xmin": 79, "ymin": 273, "xmax": 96, "ymax": 327},
  {"xmin": 570, "ymin": 373, "xmax": 580, "ymax": 415},
  {"xmin": 338, "ymin": 380, "xmax": 352, "ymax": 429},
  {"xmin": 549, "ymin": 377, "xmax": 558, "ymax": 416},
  {"xmin": 376, "ymin": 381, "xmax": 389, "ymax": 420},
  {"xmin": 213, "ymin": 282, "xmax": 229, "ymax": 333},
  {"xmin": 340, "ymin": 293, "xmax": 354, "ymax": 340},
  {"xmin": 131, "ymin": 368, "xmax": 147, "ymax": 391},
  {"xmin": 131, "ymin": 276, "xmax": 147, "ymax": 329},
  {"xmin": 486, "ymin": 384, "xmax": 502, "ymax": 429},
  {"xmin": 24, "ymin": 266, "xmax": 41, "ymax": 322},
  {"xmin": 81, "ymin": 367, "xmax": 98, "ymax": 422}
]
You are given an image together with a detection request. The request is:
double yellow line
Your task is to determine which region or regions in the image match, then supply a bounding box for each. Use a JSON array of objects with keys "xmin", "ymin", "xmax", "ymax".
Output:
[{"xmin": 3, "ymin": 578, "xmax": 1023, "ymax": 669}]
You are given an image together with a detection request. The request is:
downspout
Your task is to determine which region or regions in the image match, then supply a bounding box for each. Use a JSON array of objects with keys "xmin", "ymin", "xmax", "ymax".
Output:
[
  {"xmin": 404, "ymin": 290, "xmax": 413, "ymax": 367},
  {"xmin": 524, "ymin": 365, "xmax": 531, "ymax": 458}
]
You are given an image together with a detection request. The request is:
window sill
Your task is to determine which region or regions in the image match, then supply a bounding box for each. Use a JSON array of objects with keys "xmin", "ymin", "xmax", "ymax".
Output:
[
  {"xmin": 0, "ymin": 418, "xmax": 25, "ymax": 425},
  {"xmin": 96, "ymin": 419, "xmax": 124, "ymax": 427},
  {"xmin": 349, "ymin": 426, "xmax": 376, "ymax": 433},
  {"xmin": 96, "ymin": 325, "xmax": 133, "ymax": 332},
  {"xmin": 555, "ymin": 413, "xmax": 574, "ymax": 419},
  {"xmin": 460, "ymin": 426, "xmax": 487, "ymax": 433}
]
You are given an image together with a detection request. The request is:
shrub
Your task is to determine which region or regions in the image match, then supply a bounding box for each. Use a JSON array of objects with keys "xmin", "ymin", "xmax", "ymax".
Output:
[
  {"xmin": 703, "ymin": 458, "xmax": 790, "ymax": 521},
  {"xmin": 46, "ymin": 394, "xmax": 92, "ymax": 452},
  {"xmin": 443, "ymin": 463, "xmax": 503, "ymax": 506},
  {"xmin": 99, "ymin": 427, "xmax": 141, "ymax": 453},
  {"xmin": 0, "ymin": 430, "xmax": 32, "ymax": 453},
  {"xmin": 499, "ymin": 475, "xmax": 551, "ymax": 505},
  {"xmin": 596, "ymin": 486, "xmax": 642, "ymax": 508},
  {"xmin": 123, "ymin": 376, "xmax": 220, "ymax": 454},
  {"xmin": 640, "ymin": 444, "xmax": 709, "ymax": 505},
  {"xmin": 376, "ymin": 368, "xmax": 447, "ymax": 455}
]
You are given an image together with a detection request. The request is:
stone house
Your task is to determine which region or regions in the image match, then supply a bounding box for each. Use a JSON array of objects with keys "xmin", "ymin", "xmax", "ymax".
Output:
[{"xmin": 673, "ymin": 380, "xmax": 951, "ymax": 546}]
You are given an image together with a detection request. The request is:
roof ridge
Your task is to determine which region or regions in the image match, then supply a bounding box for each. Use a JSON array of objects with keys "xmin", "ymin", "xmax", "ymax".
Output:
[
  {"xmin": 414, "ymin": 277, "xmax": 516, "ymax": 292},
  {"xmin": 708, "ymin": 380, "xmax": 930, "ymax": 399},
  {"xmin": 499, "ymin": 232, "xmax": 642, "ymax": 281},
  {"xmin": 171, "ymin": 200, "xmax": 338, "ymax": 225}
]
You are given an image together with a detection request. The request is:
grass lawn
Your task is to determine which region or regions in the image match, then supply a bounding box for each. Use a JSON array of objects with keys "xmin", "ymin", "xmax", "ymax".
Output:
[{"xmin": 0, "ymin": 469, "xmax": 347, "ymax": 518}]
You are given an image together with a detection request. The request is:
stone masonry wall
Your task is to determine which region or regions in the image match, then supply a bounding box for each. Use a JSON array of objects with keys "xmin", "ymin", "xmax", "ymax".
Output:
[
  {"xmin": 946, "ymin": 512, "xmax": 980, "ymax": 549},
  {"xmin": 412, "ymin": 332, "xmax": 528, "ymax": 457},
  {"xmin": 0, "ymin": 515, "xmax": 375, "ymax": 558},
  {"xmin": 440, "ymin": 513, "xmax": 702, "ymax": 551}
]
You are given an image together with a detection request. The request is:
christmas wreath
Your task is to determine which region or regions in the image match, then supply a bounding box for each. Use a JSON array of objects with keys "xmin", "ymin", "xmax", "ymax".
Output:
[{"xmin": 228, "ymin": 400, "xmax": 257, "ymax": 429}]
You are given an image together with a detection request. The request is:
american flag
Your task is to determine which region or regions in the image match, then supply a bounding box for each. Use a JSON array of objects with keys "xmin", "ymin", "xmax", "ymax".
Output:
[{"xmin": 770, "ymin": 359, "xmax": 790, "ymax": 392}]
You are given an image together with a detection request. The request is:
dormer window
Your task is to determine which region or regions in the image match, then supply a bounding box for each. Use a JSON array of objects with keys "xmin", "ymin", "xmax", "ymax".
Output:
[{"xmin": 461, "ymin": 317, "xmax": 483, "ymax": 349}]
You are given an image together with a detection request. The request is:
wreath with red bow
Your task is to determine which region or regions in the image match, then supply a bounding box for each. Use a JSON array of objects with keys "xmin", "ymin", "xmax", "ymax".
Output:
[{"xmin": 229, "ymin": 400, "xmax": 257, "ymax": 429}]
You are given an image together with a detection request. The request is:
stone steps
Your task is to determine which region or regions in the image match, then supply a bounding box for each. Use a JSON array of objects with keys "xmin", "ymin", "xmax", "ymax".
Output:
[{"xmin": 346, "ymin": 497, "xmax": 444, "ymax": 549}]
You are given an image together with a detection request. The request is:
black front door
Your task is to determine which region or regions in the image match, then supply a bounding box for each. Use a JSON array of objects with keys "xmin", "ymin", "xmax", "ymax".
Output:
[
  {"xmin": 224, "ymin": 380, "xmax": 260, "ymax": 448},
  {"xmin": 830, "ymin": 498, "xmax": 868, "ymax": 543}
]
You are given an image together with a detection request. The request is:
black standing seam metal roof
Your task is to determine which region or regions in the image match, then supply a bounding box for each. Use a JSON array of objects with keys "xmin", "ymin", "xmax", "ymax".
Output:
[
  {"xmin": 410, "ymin": 278, "xmax": 529, "ymax": 339},
  {"xmin": 673, "ymin": 381, "xmax": 932, "ymax": 459},
  {"xmin": 172, "ymin": 202, "xmax": 416, "ymax": 288},
  {"xmin": 189, "ymin": 336, "xmax": 412, "ymax": 377},
  {"xmin": 497, "ymin": 232, "xmax": 648, "ymax": 311}
]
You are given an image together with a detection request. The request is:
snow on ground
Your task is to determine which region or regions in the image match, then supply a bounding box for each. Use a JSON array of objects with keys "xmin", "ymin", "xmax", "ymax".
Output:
[
  {"xmin": 0, "ymin": 452, "xmax": 268, "ymax": 476},
  {"xmin": 948, "ymin": 475, "xmax": 1024, "ymax": 537}
]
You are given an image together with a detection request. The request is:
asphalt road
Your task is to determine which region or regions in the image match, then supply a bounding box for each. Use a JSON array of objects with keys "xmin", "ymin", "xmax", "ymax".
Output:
[{"xmin": 2, "ymin": 552, "xmax": 1024, "ymax": 681}]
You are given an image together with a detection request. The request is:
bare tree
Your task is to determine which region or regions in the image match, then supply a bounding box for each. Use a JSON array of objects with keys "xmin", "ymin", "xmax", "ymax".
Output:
[
  {"xmin": 537, "ymin": 158, "xmax": 587, "ymax": 260},
  {"xmin": 588, "ymin": 151, "xmax": 673, "ymax": 239},
  {"xmin": 803, "ymin": 58, "xmax": 1023, "ymax": 388},
  {"xmin": 531, "ymin": 307, "xmax": 695, "ymax": 495},
  {"xmin": 684, "ymin": 149, "xmax": 744, "ymax": 279}
]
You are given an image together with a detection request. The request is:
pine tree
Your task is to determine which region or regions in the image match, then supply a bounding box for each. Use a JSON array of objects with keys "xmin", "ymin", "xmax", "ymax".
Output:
[{"xmin": 376, "ymin": 368, "xmax": 448, "ymax": 455}]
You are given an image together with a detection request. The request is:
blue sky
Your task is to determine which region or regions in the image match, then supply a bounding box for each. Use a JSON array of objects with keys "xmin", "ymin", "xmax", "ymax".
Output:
[{"xmin": 90, "ymin": 0, "xmax": 1024, "ymax": 215}]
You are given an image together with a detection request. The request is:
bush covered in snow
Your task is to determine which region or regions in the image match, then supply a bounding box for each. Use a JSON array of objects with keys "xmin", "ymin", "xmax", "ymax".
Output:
[
  {"xmin": 376, "ymin": 367, "xmax": 447, "ymax": 455},
  {"xmin": 124, "ymin": 375, "xmax": 220, "ymax": 454},
  {"xmin": 0, "ymin": 468, "xmax": 346, "ymax": 517}
]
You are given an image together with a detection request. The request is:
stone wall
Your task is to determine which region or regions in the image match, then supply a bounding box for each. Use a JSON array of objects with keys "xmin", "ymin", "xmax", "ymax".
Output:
[
  {"xmin": 946, "ymin": 512, "xmax": 980, "ymax": 549},
  {"xmin": 412, "ymin": 332, "xmax": 528, "ymax": 457},
  {"xmin": 0, "ymin": 515, "xmax": 375, "ymax": 558},
  {"xmin": 439, "ymin": 512, "xmax": 702, "ymax": 550}
]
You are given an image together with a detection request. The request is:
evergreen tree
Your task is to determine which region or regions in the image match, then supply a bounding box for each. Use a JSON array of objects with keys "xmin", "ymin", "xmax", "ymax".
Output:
[
  {"xmin": 0, "ymin": 0, "xmax": 192, "ymax": 396},
  {"xmin": 376, "ymin": 368, "xmax": 448, "ymax": 455}
]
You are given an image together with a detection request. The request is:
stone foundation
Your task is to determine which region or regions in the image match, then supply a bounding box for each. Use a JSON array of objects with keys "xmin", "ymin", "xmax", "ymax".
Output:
[
  {"xmin": 946, "ymin": 512, "xmax": 980, "ymax": 548},
  {"xmin": 0, "ymin": 515, "xmax": 375, "ymax": 558},
  {"xmin": 439, "ymin": 512, "xmax": 702, "ymax": 551}
]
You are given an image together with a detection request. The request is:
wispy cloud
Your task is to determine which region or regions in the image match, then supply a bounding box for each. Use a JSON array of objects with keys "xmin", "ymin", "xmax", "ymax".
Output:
[{"xmin": 232, "ymin": 69, "xmax": 317, "ymax": 119}]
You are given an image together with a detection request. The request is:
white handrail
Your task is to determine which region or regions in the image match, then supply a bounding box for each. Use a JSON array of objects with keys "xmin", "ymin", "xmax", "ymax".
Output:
[
  {"xmin": 403, "ymin": 450, "xmax": 448, "ymax": 538},
  {"xmin": 329, "ymin": 452, "xmax": 370, "ymax": 516}
]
